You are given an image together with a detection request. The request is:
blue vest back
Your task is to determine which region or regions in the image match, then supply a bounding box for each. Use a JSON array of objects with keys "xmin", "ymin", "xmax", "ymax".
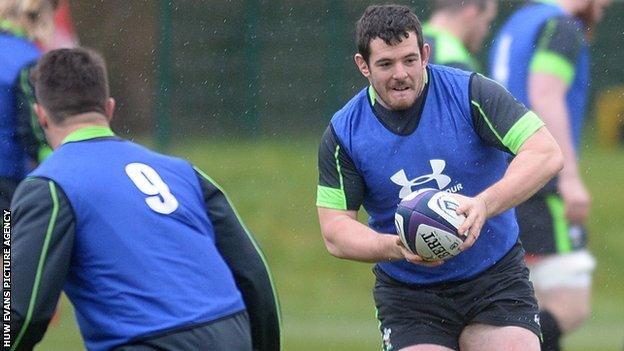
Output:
[
  {"xmin": 331, "ymin": 65, "xmax": 518, "ymax": 284},
  {"xmin": 0, "ymin": 33, "xmax": 40, "ymax": 178},
  {"xmin": 489, "ymin": 3, "xmax": 589, "ymax": 149},
  {"xmin": 31, "ymin": 138, "xmax": 245, "ymax": 351}
]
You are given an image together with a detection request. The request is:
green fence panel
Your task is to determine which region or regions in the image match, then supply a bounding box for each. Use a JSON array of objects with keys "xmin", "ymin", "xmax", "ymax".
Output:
[{"xmin": 154, "ymin": 0, "xmax": 623, "ymax": 140}]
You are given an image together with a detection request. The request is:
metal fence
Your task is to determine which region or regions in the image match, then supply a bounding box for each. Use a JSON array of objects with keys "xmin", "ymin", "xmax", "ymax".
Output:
[{"xmin": 70, "ymin": 1, "xmax": 624, "ymax": 147}]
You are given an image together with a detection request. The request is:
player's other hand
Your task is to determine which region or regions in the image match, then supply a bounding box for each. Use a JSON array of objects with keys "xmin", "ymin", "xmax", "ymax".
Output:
[
  {"xmin": 451, "ymin": 194, "xmax": 487, "ymax": 252},
  {"xmin": 395, "ymin": 238, "xmax": 444, "ymax": 267},
  {"xmin": 558, "ymin": 175, "xmax": 591, "ymax": 224}
]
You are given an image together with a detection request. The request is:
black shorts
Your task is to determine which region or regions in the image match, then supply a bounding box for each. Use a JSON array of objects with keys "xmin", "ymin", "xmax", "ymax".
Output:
[
  {"xmin": 516, "ymin": 193, "xmax": 587, "ymax": 255},
  {"xmin": 373, "ymin": 243, "xmax": 540, "ymax": 351},
  {"xmin": 113, "ymin": 310, "xmax": 252, "ymax": 351}
]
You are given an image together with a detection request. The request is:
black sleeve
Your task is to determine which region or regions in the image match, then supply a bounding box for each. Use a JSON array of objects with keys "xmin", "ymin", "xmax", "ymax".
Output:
[
  {"xmin": 14, "ymin": 65, "xmax": 49, "ymax": 164},
  {"xmin": 317, "ymin": 125, "xmax": 366, "ymax": 211},
  {"xmin": 469, "ymin": 73, "xmax": 543, "ymax": 154},
  {"xmin": 9, "ymin": 178, "xmax": 75, "ymax": 351},
  {"xmin": 536, "ymin": 17, "xmax": 583, "ymax": 63},
  {"xmin": 194, "ymin": 169, "xmax": 280, "ymax": 351}
]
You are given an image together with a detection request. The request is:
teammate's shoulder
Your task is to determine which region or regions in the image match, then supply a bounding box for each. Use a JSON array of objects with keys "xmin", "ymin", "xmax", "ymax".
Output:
[
  {"xmin": 16, "ymin": 175, "xmax": 54, "ymax": 189},
  {"xmin": 11, "ymin": 175, "xmax": 65, "ymax": 210},
  {"xmin": 523, "ymin": 1, "xmax": 564, "ymax": 13},
  {"xmin": 508, "ymin": 2, "xmax": 565, "ymax": 22},
  {"xmin": 29, "ymin": 146, "xmax": 65, "ymax": 178}
]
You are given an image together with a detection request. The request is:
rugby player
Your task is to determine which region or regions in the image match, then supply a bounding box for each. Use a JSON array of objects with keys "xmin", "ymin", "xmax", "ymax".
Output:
[{"xmin": 317, "ymin": 4, "xmax": 563, "ymax": 351}]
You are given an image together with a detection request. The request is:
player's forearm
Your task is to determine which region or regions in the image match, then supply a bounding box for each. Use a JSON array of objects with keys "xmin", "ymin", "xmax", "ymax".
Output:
[
  {"xmin": 529, "ymin": 74, "xmax": 580, "ymax": 179},
  {"xmin": 318, "ymin": 209, "xmax": 401, "ymax": 263},
  {"xmin": 477, "ymin": 128, "xmax": 563, "ymax": 217}
]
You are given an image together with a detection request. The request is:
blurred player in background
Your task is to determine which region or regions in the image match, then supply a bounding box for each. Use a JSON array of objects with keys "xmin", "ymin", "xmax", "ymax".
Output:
[
  {"xmin": 489, "ymin": 1, "xmax": 612, "ymax": 350},
  {"xmin": 49, "ymin": 0, "xmax": 78, "ymax": 49},
  {"xmin": 0, "ymin": 0, "xmax": 56, "ymax": 210},
  {"xmin": 10, "ymin": 48, "xmax": 280, "ymax": 351},
  {"xmin": 424, "ymin": 0, "xmax": 497, "ymax": 71},
  {"xmin": 317, "ymin": 4, "xmax": 563, "ymax": 351}
]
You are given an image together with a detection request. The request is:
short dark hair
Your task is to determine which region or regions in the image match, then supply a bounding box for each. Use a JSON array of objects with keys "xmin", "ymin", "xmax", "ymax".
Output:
[
  {"xmin": 355, "ymin": 4, "xmax": 424, "ymax": 63},
  {"xmin": 433, "ymin": 0, "xmax": 492, "ymax": 13},
  {"xmin": 30, "ymin": 47, "xmax": 109, "ymax": 123}
]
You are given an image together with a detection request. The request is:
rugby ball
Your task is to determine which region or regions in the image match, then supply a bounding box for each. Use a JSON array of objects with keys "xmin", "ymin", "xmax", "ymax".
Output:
[{"xmin": 394, "ymin": 189, "xmax": 466, "ymax": 261}]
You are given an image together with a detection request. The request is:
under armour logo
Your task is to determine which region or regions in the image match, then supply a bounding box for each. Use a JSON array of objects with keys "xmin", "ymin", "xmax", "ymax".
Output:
[
  {"xmin": 534, "ymin": 314, "xmax": 540, "ymax": 326},
  {"xmin": 382, "ymin": 328, "xmax": 393, "ymax": 351},
  {"xmin": 391, "ymin": 159, "xmax": 452, "ymax": 198}
]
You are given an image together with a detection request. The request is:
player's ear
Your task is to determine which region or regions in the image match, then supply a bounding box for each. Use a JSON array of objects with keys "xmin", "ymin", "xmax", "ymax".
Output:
[
  {"xmin": 421, "ymin": 43, "xmax": 431, "ymax": 67},
  {"xmin": 34, "ymin": 103, "xmax": 49, "ymax": 129},
  {"xmin": 104, "ymin": 98, "xmax": 116, "ymax": 122},
  {"xmin": 354, "ymin": 53, "xmax": 371, "ymax": 78}
]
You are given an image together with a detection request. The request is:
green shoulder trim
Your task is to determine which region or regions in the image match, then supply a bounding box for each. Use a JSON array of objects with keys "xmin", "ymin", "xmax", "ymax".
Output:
[
  {"xmin": 62, "ymin": 126, "xmax": 115, "ymax": 144},
  {"xmin": 502, "ymin": 111, "xmax": 545, "ymax": 154},
  {"xmin": 193, "ymin": 166, "xmax": 283, "ymax": 345},
  {"xmin": 316, "ymin": 144, "xmax": 347, "ymax": 210},
  {"xmin": 423, "ymin": 24, "xmax": 478, "ymax": 71},
  {"xmin": 12, "ymin": 181, "xmax": 60, "ymax": 351},
  {"xmin": 316, "ymin": 186, "xmax": 347, "ymax": 210},
  {"xmin": 546, "ymin": 195, "xmax": 572, "ymax": 253},
  {"xmin": 368, "ymin": 85, "xmax": 376, "ymax": 106},
  {"xmin": 471, "ymin": 100, "xmax": 504, "ymax": 144},
  {"xmin": 530, "ymin": 50, "xmax": 575, "ymax": 85},
  {"xmin": 38, "ymin": 145, "xmax": 53, "ymax": 162}
]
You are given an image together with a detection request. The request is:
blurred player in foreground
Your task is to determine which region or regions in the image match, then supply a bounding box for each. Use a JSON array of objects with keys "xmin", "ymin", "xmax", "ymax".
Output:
[
  {"xmin": 10, "ymin": 48, "xmax": 280, "ymax": 351},
  {"xmin": 490, "ymin": 1, "xmax": 612, "ymax": 350},
  {"xmin": 424, "ymin": 0, "xmax": 497, "ymax": 71},
  {"xmin": 317, "ymin": 4, "xmax": 563, "ymax": 351},
  {"xmin": 0, "ymin": 0, "xmax": 55, "ymax": 210}
]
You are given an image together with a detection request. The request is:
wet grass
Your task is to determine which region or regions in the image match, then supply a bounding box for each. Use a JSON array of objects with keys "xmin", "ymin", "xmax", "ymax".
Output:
[{"xmin": 37, "ymin": 137, "xmax": 624, "ymax": 350}]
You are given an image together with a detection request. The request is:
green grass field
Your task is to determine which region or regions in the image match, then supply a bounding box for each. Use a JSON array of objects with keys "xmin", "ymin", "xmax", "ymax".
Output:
[{"xmin": 37, "ymin": 137, "xmax": 624, "ymax": 350}]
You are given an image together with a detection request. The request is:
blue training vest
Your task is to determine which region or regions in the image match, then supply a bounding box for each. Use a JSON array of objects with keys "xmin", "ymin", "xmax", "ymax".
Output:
[
  {"xmin": 331, "ymin": 65, "xmax": 518, "ymax": 284},
  {"xmin": 0, "ymin": 32, "xmax": 40, "ymax": 178},
  {"xmin": 31, "ymin": 138, "xmax": 245, "ymax": 351},
  {"xmin": 489, "ymin": 3, "xmax": 589, "ymax": 150}
]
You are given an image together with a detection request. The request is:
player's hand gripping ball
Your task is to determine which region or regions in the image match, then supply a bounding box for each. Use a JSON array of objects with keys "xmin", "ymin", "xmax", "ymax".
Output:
[{"xmin": 394, "ymin": 189, "xmax": 467, "ymax": 261}]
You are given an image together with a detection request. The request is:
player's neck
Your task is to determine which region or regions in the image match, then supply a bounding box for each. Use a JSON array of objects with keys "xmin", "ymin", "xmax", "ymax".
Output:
[
  {"xmin": 427, "ymin": 14, "xmax": 467, "ymax": 44},
  {"xmin": 556, "ymin": 0, "xmax": 580, "ymax": 15},
  {"xmin": 49, "ymin": 113, "xmax": 111, "ymax": 149}
]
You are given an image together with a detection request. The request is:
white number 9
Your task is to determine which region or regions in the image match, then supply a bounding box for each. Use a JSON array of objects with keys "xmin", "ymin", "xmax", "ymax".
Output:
[{"xmin": 125, "ymin": 163, "xmax": 179, "ymax": 214}]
